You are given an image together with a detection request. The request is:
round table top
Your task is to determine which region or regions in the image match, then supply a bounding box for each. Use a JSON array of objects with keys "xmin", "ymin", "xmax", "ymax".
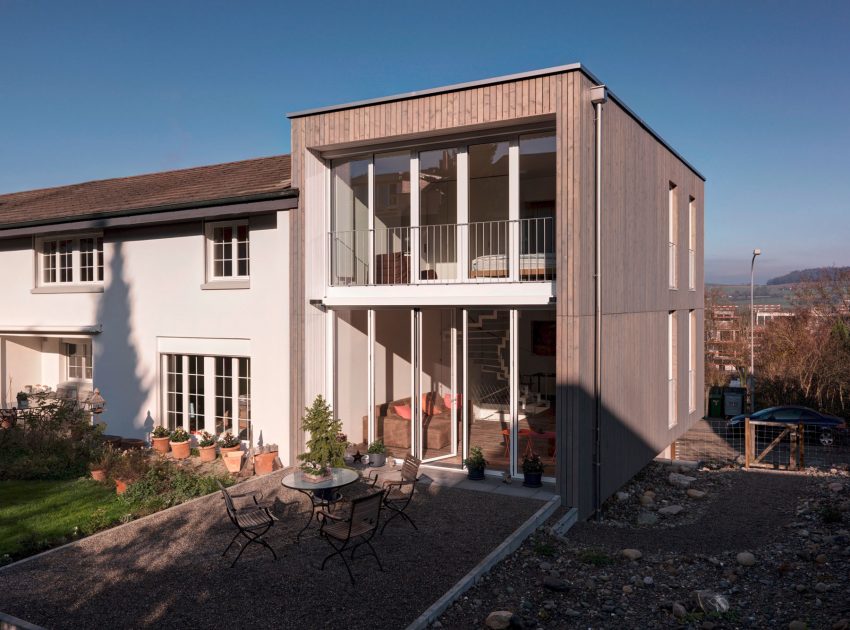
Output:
[{"xmin": 281, "ymin": 467, "xmax": 360, "ymax": 491}]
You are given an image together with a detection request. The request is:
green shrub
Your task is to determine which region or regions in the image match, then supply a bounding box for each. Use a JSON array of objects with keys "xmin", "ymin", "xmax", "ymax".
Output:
[{"xmin": 119, "ymin": 460, "xmax": 232, "ymax": 516}]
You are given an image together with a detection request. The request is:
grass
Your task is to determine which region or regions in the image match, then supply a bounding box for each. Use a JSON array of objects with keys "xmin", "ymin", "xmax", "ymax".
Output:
[{"xmin": 0, "ymin": 479, "xmax": 127, "ymax": 560}]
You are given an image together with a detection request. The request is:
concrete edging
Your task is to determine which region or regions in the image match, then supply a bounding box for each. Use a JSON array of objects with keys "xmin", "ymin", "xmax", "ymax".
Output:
[
  {"xmin": 406, "ymin": 494, "xmax": 561, "ymax": 630},
  {"xmin": 0, "ymin": 611, "xmax": 47, "ymax": 630},
  {"xmin": 0, "ymin": 472, "xmax": 274, "ymax": 574}
]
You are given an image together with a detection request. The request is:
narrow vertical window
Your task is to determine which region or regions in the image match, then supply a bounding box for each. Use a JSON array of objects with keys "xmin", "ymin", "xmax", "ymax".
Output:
[
  {"xmin": 688, "ymin": 197, "xmax": 696, "ymax": 291},
  {"xmin": 236, "ymin": 225, "xmax": 249, "ymax": 277},
  {"xmin": 58, "ymin": 239, "xmax": 74, "ymax": 283},
  {"xmin": 215, "ymin": 356, "xmax": 233, "ymax": 434},
  {"xmin": 689, "ymin": 310, "xmax": 696, "ymax": 412},
  {"xmin": 668, "ymin": 183, "xmax": 678, "ymax": 289},
  {"xmin": 96, "ymin": 237, "xmax": 104, "ymax": 282},
  {"xmin": 80, "ymin": 238, "xmax": 95, "ymax": 282},
  {"xmin": 668, "ymin": 311, "xmax": 678, "ymax": 428},
  {"xmin": 213, "ymin": 226, "xmax": 233, "ymax": 277},
  {"xmin": 238, "ymin": 358, "xmax": 251, "ymax": 441},
  {"xmin": 42, "ymin": 240, "xmax": 57, "ymax": 284},
  {"xmin": 188, "ymin": 356, "xmax": 205, "ymax": 433},
  {"xmin": 166, "ymin": 355, "xmax": 184, "ymax": 430}
]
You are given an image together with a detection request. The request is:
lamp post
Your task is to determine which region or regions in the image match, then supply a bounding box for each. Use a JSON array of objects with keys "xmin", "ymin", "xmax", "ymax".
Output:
[{"xmin": 750, "ymin": 248, "xmax": 761, "ymax": 412}]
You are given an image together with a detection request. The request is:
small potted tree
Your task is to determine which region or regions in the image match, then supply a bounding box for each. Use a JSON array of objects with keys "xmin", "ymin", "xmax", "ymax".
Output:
[
  {"xmin": 367, "ymin": 439, "xmax": 388, "ymax": 467},
  {"xmin": 463, "ymin": 445, "xmax": 487, "ymax": 480},
  {"xmin": 16, "ymin": 391, "xmax": 28, "ymax": 409},
  {"xmin": 521, "ymin": 452, "xmax": 545, "ymax": 488},
  {"xmin": 169, "ymin": 427, "xmax": 191, "ymax": 459},
  {"xmin": 298, "ymin": 395, "xmax": 346, "ymax": 483},
  {"xmin": 150, "ymin": 426, "xmax": 171, "ymax": 454},
  {"xmin": 198, "ymin": 431, "xmax": 217, "ymax": 462}
]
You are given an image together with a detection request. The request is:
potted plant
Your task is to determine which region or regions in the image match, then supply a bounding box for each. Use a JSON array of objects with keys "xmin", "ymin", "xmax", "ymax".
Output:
[
  {"xmin": 218, "ymin": 431, "xmax": 241, "ymax": 454},
  {"xmin": 16, "ymin": 391, "xmax": 28, "ymax": 409},
  {"xmin": 522, "ymin": 452, "xmax": 545, "ymax": 488},
  {"xmin": 463, "ymin": 445, "xmax": 487, "ymax": 480},
  {"xmin": 89, "ymin": 445, "xmax": 119, "ymax": 482},
  {"xmin": 297, "ymin": 395, "xmax": 346, "ymax": 483},
  {"xmin": 198, "ymin": 431, "xmax": 217, "ymax": 462},
  {"xmin": 112, "ymin": 449, "xmax": 149, "ymax": 494},
  {"xmin": 367, "ymin": 439, "xmax": 388, "ymax": 467},
  {"xmin": 150, "ymin": 426, "xmax": 171, "ymax": 453},
  {"xmin": 254, "ymin": 444, "xmax": 278, "ymax": 475},
  {"xmin": 169, "ymin": 427, "xmax": 191, "ymax": 459}
]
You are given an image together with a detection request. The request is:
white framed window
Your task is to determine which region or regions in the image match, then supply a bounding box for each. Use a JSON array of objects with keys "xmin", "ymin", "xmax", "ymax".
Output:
[
  {"xmin": 205, "ymin": 221, "xmax": 250, "ymax": 282},
  {"xmin": 689, "ymin": 310, "xmax": 696, "ymax": 413},
  {"xmin": 668, "ymin": 182, "xmax": 678, "ymax": 289},
  {"xmin": 668, "ymin": 311, "xmax": 678, "ymax": 428},
  {"xmin": 688, "ymin": 197, "xmax": 696, "ymax": 291},
  {"xmin": 162, "ymin": 353, "xmax": 251, "ymax": 439},
  {"xmin": 36, "ymin": 234, "xmax": 103, "ymax": 287},
  {"xmin": 65, "ymin": 342, "xmax": 93, "ymax": 381}
]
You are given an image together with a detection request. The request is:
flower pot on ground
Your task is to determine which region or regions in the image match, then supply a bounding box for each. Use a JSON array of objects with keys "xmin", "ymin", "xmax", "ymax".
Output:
[
  {"xmin": 223, "ymin": 451, "xmax": 243, "ymax": 473},
  {"xmin": 150, "ymin": 426, "xmax": 171, "ymax": 454},
  {"xmin": 464, "ymin": 446, "xmax": 487, "ymax": 480},
  {"xmin": 521, "ymin": 452, "xmax": 545, "ymax": 488},
  {"xmin": 90, "ymin": 469, "xmax": 107, "ymax": 482},
  {"xmin": 197, "ymin": 431, "xmax": 218, "ymax": 462},
  {"xmin": 115, "ymin": 478, "xmax": 129, "ymax": 494},
  {"xmin": 254, "ymin": 446, "xmax": 278, "ymax": 475},
  {"xmin": 16, "ymin": 392, "xmax": 28, "ymax": 409},
  {"xmin": 367, "ymin": 439, "xmax": 388, "ymax": 467},
  {"xmin": 90, "ymin": 444, "xmax": 120, "ymax": 483},
  {"xmin": 169, "ymin": 427, "xmax": 191, "ymax": 459}
]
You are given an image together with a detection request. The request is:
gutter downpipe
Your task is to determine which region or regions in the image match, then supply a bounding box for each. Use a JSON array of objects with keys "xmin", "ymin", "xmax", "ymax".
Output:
[{"xmin": 590, "ymin": 85, "xmax": 608, "ymax": 521}]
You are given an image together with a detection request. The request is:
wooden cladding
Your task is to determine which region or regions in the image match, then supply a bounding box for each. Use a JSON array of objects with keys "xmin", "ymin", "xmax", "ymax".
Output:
[{"xmin": 293, "ymin": 76, "xmax": 558, "ymax": 151}]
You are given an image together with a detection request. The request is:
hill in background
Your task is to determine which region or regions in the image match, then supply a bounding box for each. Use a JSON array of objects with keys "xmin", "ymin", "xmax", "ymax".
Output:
[{"xmin": 767, "ymin": 266, "xmax": 850, "ymax": 286}]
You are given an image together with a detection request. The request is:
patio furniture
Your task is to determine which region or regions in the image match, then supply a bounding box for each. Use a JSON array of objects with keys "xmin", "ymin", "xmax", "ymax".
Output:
[
  {"xmin": 317, "ymin": 490, "xmax": 385, "ymax": 584},
  {"xmin": 281, "ymin": 467, "xmax": 360, "ymax": 540},
  {"xmin": 218, "ymin": 480, "xmax": 278, "ymax": 567},
  {"xmin": 368, "ymin": 454, "xmax": 421, "ymax": 533}
]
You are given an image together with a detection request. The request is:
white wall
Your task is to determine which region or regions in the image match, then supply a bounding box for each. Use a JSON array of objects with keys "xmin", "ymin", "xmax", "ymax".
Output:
[{"xmin": 0, "ymin": 210, "xmax": 292, "ymax": 457}]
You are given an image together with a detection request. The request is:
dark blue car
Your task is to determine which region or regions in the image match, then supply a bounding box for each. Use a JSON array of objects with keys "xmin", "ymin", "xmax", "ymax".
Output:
[{"xmin": 729, "ymin": 406, "xmax": 847, "ymax": 446}]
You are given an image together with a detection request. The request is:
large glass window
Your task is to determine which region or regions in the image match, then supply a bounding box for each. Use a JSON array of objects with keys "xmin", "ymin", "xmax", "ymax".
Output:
[
  {"xmin": 419, "ymin": 148, "xmax": 458, "ymax": 281},
  {"xmin": 374, "ymin": 152, "xmax": 411, "ymax": 284},
  {"xmin": 166, "ymin": 355, "xmax": 183, "ymax": 430},
  {"xmin": 238, "ymin": 357, "xmax": 251, "ymax": 441},
  {"xmin": 188, "ymin": 356, "xmax": 205, "ymax": 433},
  {"xmin": 373, "ymin": 310, "xmax": 413, "ymax": 460},
  {"xmin": 215, "ymin": 356, "xmax": 233, "ymax": 435},
  {"xmin": 39, "ymin": 236, "xmax": 103, "ymax": 286},
  {"xmin": 335, "ymin": 309, "xmax": 369, "ymax": 451},
  {"xmin": 331, "ymin": 158, "xmax": 370, "ymax": 285},
  {"xmin": 519, "ymin": 133, "xmax": 556, "ymax": 280},
  {"xmin": 468, "ymin": 141, "xmax": 510, "ymax": 278},
  {"xmin": 65, "ymin": 342, "xmax": 93, "ymax": 381},
  {"xmin": 517, "ymin": 310, "xmax": 556, "ymax": 475}
]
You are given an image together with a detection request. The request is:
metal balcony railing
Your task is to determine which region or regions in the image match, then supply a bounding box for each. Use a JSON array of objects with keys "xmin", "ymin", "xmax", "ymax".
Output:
[{"xmin": 329, "ymin": 217, "xmax": 555, "ymax": 286}]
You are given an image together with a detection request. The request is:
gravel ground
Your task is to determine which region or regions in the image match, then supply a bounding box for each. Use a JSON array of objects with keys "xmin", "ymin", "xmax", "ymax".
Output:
[
  {"xmin": 0, "ymin": 469, "xmax": 542, "ymax": 629},
  {"xmin": 437, "ymin": 463, "xmax": 850, "ymax": 630}
]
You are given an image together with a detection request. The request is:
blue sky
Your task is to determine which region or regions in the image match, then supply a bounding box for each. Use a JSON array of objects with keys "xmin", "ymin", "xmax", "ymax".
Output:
[{"xmin": 1, "ymin": 0, "xmax": 848, "ymax": 283}]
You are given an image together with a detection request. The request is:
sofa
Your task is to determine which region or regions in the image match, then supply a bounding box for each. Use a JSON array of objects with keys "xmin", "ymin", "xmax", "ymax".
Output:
[{"xmin": 362, "ymin": 393, "xmax": 454, "ymax": 451}]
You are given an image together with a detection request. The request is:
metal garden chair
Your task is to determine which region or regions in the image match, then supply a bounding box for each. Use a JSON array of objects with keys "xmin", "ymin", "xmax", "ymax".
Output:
[
  {"xmin": 368, "ymin": 454, "xmax": 421, "ymax": 533},
  {"xmin": 218, "ymin": 480, "xmax": 278, "ymax": 567},
  {"xmin": 317, "ymin": 490, "xmax": 384, "ymax": 584}
]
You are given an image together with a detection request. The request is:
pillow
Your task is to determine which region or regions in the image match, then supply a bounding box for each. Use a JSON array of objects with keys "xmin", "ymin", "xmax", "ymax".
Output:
[
  {"xmin": 443, "ymin": 393, "xmax": 461, "ymax": 410},
  {"xmin": 393, "ymin": 403, "xmax": 412, "ymax": 420},
  {"xmin": 422, "ymin": 392, "xmax": 446, "ymax": 415}
]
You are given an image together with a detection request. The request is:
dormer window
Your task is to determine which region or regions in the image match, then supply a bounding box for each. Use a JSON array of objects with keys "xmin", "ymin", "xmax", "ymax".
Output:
[{"xmin": 36, "ymin": 235, "xmax": 103, "ymax": 289}]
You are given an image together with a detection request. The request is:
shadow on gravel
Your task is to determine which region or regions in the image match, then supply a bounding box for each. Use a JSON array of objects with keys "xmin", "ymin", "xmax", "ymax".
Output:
[{"xmin": 0, "ymin": 472, "xmax": 543, "ymax": 629}]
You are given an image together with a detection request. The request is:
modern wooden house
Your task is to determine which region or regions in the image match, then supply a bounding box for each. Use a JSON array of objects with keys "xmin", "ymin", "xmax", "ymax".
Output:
[{"xmin": 0, "ymin": 63, "xmax": 703, "ymax": 518}]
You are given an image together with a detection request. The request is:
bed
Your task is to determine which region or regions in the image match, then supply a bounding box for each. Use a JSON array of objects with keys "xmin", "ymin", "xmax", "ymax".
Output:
[{"xmin": 469, "ymin": 252, "xmax": 555, "ymax": 279}]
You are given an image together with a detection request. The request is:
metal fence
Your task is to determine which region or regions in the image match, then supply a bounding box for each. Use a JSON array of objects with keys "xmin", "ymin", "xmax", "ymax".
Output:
[{"xmin": 675, "ymin": 417, "xmax": 850, "ymax": 470}]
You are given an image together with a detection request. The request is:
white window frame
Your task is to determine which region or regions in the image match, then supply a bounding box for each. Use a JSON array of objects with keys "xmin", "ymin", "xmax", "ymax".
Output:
[
  {"xmin": 35, "ymin": 233, "xmax": 104, "ymax": 288},
  {"xmin": 64, "ymin": 340, "xmax": 94, "ymax": 382},
  {"xmin": 668, "ymin": 183, "xmax": 678, "ymax": 289},
  {"xmin": 204, "ymin": 220, "xmax": 250, "ymax": 283},
  {"xmin": 160, "ymin": 353, "xmax": 251, "ymax": 439},
  {"xmin": 688, "ymin": 310, "xmax": 696, "ymax": 413},
  {"xmin": 668, "ymin": 311, "xmax": 677, "ymax": 428},
  {"xmin": 688, "ymin": 197, "xmax": 696, "ymax": 291}
]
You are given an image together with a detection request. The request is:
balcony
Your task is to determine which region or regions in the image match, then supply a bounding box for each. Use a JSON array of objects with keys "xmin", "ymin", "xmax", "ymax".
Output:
[{"xmin": 329, "ymin": 217, "xmax": 554, "ymax": 286}]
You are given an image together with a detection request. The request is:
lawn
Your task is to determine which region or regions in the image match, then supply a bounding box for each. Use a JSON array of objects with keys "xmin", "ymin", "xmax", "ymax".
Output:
[{"xmin": 0, "ymin": 479, "xmax": 126, "ymax": 559}]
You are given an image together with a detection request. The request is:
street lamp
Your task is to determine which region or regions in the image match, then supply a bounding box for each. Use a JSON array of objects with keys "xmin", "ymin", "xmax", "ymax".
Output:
[{"xmin": 750, "ymin": 248, "xmax": 761, "ymax": 412}]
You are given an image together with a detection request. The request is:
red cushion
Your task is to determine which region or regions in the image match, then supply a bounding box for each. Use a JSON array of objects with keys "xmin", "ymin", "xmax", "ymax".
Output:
[
  {"xmin": 393, "ymin": 404, "xmax": 412, "ymax": 420},
  {"xmin": 443, "ymin": 393, "xmax": 461, "ymax": 410}
]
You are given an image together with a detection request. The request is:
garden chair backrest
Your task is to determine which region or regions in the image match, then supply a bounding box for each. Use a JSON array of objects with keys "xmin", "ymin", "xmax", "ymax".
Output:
[
  {"xmin": 400, "ymin": 455, "xmax": 421, "ymax": 483},
  {"xmin": 217, "ymin": 480, "xmax": 238, "ymax": 523},
  {"xmin": 349, "ymin": 491, "xmax": 383, "ymax": 533}
]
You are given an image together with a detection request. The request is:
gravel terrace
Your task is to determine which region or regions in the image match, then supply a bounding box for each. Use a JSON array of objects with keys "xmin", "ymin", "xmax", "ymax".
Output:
[
  {"xmin": 0, "ymin": 469, "xmax": 542, "ymax": 629},
  {"xmin": 437, "ymin": 462, "xmax": 850, "ymax": 630}
]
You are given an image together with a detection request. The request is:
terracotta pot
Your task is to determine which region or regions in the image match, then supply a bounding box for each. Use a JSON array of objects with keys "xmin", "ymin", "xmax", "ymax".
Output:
[
  {"xmin": 223, "ymin": 451, "xmax": 243, "ymax": 473},
  {"xmin": 151, "ymin": 436, "xmax": 171, "ymax": 454},
  {"xmin": 91, "ymin": 469, "xmax": 107, "ymax": 482},
  {"xmin": 220, "ymin": 444, "xmax": 241, "ymax": 454},
  {"xmin": 199, "ymin": 444, "xmax": 217, "ymax": 462},
  {"xmin": 115, "ymin": 478, "xmax": 129, "ymax": 494},
  {"xmin": 254, "ymin": 451, "xmax": 277, "ymax": 475},
  {"xmin": 170, "ymin": 440, "xmax": 191, "ymax": 459}
]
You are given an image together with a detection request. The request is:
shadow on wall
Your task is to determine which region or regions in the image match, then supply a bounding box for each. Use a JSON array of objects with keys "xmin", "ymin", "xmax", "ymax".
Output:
[{"xmin": 94, "ymin": 242, "xmax": 151, "ymax": 439}]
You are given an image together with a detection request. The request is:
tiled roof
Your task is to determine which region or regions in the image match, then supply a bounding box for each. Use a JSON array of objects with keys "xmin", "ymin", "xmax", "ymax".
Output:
[{"xmin": 0, "ymin": 154, "xmax": 293, "ymax": 229}]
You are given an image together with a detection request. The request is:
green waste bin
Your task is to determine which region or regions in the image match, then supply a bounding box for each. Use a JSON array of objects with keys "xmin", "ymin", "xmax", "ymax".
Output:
[{"xmin": 708, "ymin": 390, "xmax": 724, "ymax": 418}]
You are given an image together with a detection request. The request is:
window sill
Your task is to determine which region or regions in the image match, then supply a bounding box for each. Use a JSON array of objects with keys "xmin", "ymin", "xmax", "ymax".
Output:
[
  {"xmin": 201, "ymin": 280, "xmax": 250, "ymax": 290},
  {"xmin": 31, "ymin": 285, "xmax": 104, "ymax": 294}
]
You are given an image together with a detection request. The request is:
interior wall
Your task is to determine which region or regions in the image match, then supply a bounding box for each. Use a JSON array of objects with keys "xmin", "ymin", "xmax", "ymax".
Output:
[{"xmin": 373, "ymin": 309, "xmax": 412, "ymax": 405}]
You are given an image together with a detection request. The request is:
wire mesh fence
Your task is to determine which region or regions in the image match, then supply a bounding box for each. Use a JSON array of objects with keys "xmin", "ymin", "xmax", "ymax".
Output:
[{"xmin": 675, "ymin": 418, "xmax": 850, "ymax": 470}]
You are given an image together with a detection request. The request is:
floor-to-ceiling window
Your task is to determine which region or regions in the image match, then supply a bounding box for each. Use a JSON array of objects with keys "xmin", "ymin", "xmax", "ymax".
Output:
[
  {"xmin": 373, "ymin": 310, "xmax": 413, "ymax": 460},
  {"xmin": 519, "ymin": 133, "xmax": 556, "ymax": 280},
  {"xmin": 468, "ymin": 141, "xmax": 510, "ymax": 279},
  {"xmin": 331, "ymin": 157, "xmax": 370, "ymax": 285},
  {"xmin": 374, "ymin": 152, "xmax": 411, "ymax": 284},
  {"xmin": 334, "ymin": 309, "xmax": 369, "ymax": 451},
  {"xmin": 419, "ymin": 309, "xmax": 460, "ymax": 462},
  {"xmin": 419, "ymin": 148, "xmax": 458, "ymax": 281}
]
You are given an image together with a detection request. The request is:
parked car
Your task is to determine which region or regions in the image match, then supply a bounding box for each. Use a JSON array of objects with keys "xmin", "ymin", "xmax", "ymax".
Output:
[{"xmin": 728, "ymin": 406, "xmax": 847, "ymax": 446}]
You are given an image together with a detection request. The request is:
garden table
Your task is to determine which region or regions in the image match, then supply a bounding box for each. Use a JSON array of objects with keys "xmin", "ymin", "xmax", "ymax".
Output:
[{"xmin": 282, "ymin": 467, "xmax": 360, "ymax": 540}]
